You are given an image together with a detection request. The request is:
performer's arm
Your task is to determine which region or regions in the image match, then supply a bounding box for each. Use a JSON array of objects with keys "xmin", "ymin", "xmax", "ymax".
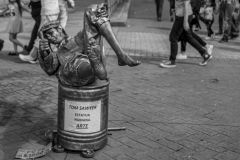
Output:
[{"xmin": 38, "ymin": 38, "xmax": 60, "ymax": 76}]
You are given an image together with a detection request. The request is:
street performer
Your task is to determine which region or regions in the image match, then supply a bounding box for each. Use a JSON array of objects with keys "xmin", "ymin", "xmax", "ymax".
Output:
[{"xmin": 38, "ymin": 3, "xmax": 140, "ymax": 87}]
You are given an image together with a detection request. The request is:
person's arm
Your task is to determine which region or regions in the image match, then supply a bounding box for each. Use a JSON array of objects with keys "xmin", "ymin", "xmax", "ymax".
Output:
[
  {"xmin": 20, "ymin": 1, "xmax": 31, "ymax": 13},
  {"xmin": 1, "ymin": 5, "xmax": 9, "ymax": 14},
  {"xmin": 183, "ymin": 0, "xmax": 190, "ymax": 31}
]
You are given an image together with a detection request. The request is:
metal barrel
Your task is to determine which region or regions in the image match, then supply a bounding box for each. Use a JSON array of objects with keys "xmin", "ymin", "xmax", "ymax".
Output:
[{"xmin": 57, "ymin": 79, "xmax": 109, "ymax": 151}]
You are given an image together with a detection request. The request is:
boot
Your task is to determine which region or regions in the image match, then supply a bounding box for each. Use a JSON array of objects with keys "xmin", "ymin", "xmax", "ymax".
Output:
[
  {"xmin": 99, "ymin": 22, "xmax": 141, "ymax": 67},
  {"xmin": 86, "ymin": 38, "xmax": 107, "ymax": 80}
]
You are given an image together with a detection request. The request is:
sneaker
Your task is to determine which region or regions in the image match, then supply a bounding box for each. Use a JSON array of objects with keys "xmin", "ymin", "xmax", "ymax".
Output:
[
  {"xmin": 199, "ymin": 53, "xmax": 212, "ymax": 66},
  {"xmin": 176, "ymin": 53, "xmax": 187, "ymax": 60},
  {"xmin": 157, "ymin": 17, "xmax": 162, "ymax": 21},
  {"xmin": 204, "ymin": 36, "xmax": 211, "ymax": 40},
  {"xmin": 159, "ymin": 60, "xmax": 176, "ymax": 68},
  {"xmin": 19, "ymin": 54, "xmax": 38, "ymax": 64},
  {"xmin": 206, "ymin": 44, "xmax": 213, "ymax": 55},
  {"xmin": 219, "ymin": 36, "xmax": 228, "ymax": 43}
]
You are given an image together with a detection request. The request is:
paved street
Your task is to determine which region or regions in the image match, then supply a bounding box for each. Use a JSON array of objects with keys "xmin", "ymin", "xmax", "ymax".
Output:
[{"xmin": 1, "ymin": 0, "xmax": 240, "ymax": 160}]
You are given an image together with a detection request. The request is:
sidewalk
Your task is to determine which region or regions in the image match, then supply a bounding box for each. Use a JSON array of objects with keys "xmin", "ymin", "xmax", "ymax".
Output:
[{"xmin": 1, "ymin": 0, "xmax": 240, "ymax": 160}]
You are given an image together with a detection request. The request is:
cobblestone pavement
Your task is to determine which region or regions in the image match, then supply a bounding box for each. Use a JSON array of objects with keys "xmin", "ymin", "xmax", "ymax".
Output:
[{"xmin": 1, "ymin": 0, "xmax": 240, "ymax": 160}]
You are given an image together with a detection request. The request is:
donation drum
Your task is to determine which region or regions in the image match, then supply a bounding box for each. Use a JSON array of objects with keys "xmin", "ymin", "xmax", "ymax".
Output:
[{"xmin": 57, "ymin": 79, "xmax": 109, "ymax": 151}]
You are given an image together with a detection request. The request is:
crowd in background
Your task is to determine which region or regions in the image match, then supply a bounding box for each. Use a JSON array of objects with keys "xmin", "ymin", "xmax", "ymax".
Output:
[
  {"xmin": 154, "ymin": 0, "xmax": 240, "ymax": 68},
  {"xmin": 0, "ymin": 0, "xmax": 75, "ymax": 63}
]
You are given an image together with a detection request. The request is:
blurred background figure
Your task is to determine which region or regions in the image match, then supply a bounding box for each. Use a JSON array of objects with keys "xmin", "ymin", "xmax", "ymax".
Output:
[
  {"xmin": 2, "ymin": 0, "xmax": 30, "ymax": 56},
  {"xmin": 155, "ymin": 0, "xmax": 164, "ymax": 21},
  {"xmin": 199, "ymin": 0, "xmax": 216, "ymax": 40},
  {"xmin": 19, "ymin": 0, "xmax": 41, "ymax": 57},
  {"xmin": 218, "ymin": 0, "xmax": 236, "ymax": 43}
]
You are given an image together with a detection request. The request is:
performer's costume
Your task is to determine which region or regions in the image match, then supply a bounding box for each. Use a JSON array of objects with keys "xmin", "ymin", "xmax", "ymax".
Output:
[{"xmin": 38, "ymin": 3, "xmax": 140, "ymax": 87}]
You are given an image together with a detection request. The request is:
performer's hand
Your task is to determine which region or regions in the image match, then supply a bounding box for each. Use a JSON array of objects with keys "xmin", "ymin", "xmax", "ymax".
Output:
[
  {"xmin": 183, "ymin": 21, "xmax": 189, "ymax": 31},
  {"xmin": 39, "ymin": 32, "xmax": 51, "ymax": 58}
]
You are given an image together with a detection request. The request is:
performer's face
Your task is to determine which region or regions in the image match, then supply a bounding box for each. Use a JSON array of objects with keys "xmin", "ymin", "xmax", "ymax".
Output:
[{"xmin": 45, "ymin": 28, "xmax": 64, "ymax": 44}]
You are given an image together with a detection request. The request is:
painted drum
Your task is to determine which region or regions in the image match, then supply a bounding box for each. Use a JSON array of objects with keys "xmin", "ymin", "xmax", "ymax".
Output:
[{"xmin": 57, "ymin": 79, "xmax": 109, "ymax": 151}]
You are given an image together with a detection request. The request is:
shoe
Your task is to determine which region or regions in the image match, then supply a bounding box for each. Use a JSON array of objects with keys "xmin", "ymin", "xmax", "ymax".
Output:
[
  {"xmin": 159, "ymin": 60, "xmax": 176, "ymax": 68},
  {"xmin": 219, "ymin": 36, "xmax": 228, "ymax": 43},
  {"xmin": 157, "ymin": 17, "xmax": 162, "ymax": 21},
  {"xmin": 176, "ymin": 53, "xmax": 187, "ymax": 60},
  {"xmin": 215, "ymin": 31, "xmax": 223, "ymax": 35},
  {"xmin": 170, "ymin": 17, "xmax": 174, "ymax": 22},
  {"xmin": 211, "ymin": 33, "xmax": 215, "ymax": 39},
  {"xmin": 199, "ymin": 53, "xmax": 212, "ymax": 66},
  {"xmin": 18, "ymin": 49, "xmax": 29, "ymax": 55},
  {"xmin": 19, "ymin": 54, "xmax": 38, "ymax": 64},
  {"xmin": 206, "ymin": 45, "xmax": 213, "ymax": 55},
  {"xmin": 204, "ymin": 36, "xmax": 211, "ymax": 40}
]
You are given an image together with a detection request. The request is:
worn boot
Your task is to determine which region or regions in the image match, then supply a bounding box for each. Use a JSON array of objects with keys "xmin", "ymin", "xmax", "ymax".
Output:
[{"xmin": 86, "ymin": 38, "xmax": 107, "ymax": 80}]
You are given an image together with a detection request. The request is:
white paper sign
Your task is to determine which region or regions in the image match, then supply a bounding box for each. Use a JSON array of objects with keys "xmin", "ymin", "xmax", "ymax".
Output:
[
  {"xmin": 15, "ymin": 143, "xmax": 52, "ymax": 159},
  {"xmin": 64, "ymin": 100, "xmax": 101, "ymax": 133}
]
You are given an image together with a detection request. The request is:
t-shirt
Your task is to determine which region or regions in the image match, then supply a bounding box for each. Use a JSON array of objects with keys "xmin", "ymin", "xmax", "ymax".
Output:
[
  {"xmin": 41, "ymin": 0, "xmax": 59, "ymax": 16},
  {"xmin": 175, "ymin": 0, "xmax": 193, "ymax": 17}
]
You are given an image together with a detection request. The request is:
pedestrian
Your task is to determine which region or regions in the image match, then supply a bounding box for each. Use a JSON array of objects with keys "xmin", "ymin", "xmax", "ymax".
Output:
[
  {"xmin": 199, "ymin": 0, "xmax": 217, "ymax": 40},
  {"xmin": 218, "ymin": 0, "xmax": 236, "ymax": 43},
  {"xmin": 19, "ymin": 0, "xmax": 60, "ymax": 63},
  {"xmin": 155, "ymin": 0, "xmax": 164, "ymax": 21},
  {"xmin": 1, "ymin": 0, "xmax": 30, "ymax": 56},
  {"xmin": 159, "ymin": 0, "xmax": 213, "ymax": 68},
  {"xmin": 177, "ymin": 0, "xmax": 213, "ymax": 60},
  {"xmin": 19, "ymin": 0, "xmax": 41, "ymax": 58}
]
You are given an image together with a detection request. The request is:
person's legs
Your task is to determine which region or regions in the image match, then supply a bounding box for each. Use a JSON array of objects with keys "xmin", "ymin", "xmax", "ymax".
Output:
[
  {"xmin": 9, "ymin": 33, "xmax": 24, "ymax": 49},
  {"xmin": 220, "ymin": 1, "xmax": 236, "ymax": 42},
  {"xmin": 158, "ymin": 0, "xmax": 164, "ymax": 21},
  {"xmin": 160, "ymin": 16, "xmax": 184, "ymax": 67},
  {"xmin": 26, "ymin": 15, "xmax": 41, "ymax": 52},
  {"xmin": 59, "ymin": 0, "xmax": 68, "ymax": 29},
  {"xmin": 217, "ymin": 2, "xmax": 225, "ymax": 34}
]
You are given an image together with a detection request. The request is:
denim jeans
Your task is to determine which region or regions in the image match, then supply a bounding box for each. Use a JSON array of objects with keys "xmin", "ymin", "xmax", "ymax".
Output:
[
  {"xmin": 200, "ymin": 16, "xmax": 214, "ymax": 37},
  {"xmin": 155, "ymin": 0, "xmax": 164, "ymax": 18},
  {"xmin": 169, "ymin": 15, "xmax": 206, "ymax": 61},
  {"xmin": 169, "ymin": 0, "xmax": 174, "ymax": 17},
  {"xmin": 180, "ymin": 17, "xmax": 206, "ymax": 52},
  {"xmin": 221, "ymin": 0, "xmax": 236, "ymax": 37}
]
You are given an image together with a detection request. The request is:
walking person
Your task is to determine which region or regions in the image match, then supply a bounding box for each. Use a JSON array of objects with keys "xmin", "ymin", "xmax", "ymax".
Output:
[
  {"xmin": 218, "ymin": 0, "xmax": 236, "ymax": 43},
  {"xmin": 1, "ymin": 0, "xmax": 30, "ymax": 56},
  {"xmin": 19, "ymin": 0, "xmax": 41, "ymax": 58},
  {"xmin": 199, "ymin": 0, "xmax": 217, "ymax": 40},
  {"xmin": 160, "ymin": 0, "xmax": 213, "ymax": 68},
  {"xmin": 155, "ymin": 0, "xmax": 164, "ymax": 21}
]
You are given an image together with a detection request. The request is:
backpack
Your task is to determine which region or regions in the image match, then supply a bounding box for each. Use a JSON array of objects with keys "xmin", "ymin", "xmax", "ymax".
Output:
[{"xmin": 190, "ymin": 0, "xmax": 204, "ymax": 15}]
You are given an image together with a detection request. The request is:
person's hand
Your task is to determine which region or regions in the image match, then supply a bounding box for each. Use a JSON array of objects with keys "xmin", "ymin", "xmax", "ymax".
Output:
[{"xmin": 183, "ymin": 21, "xmax": 189, "ymax": 31}]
